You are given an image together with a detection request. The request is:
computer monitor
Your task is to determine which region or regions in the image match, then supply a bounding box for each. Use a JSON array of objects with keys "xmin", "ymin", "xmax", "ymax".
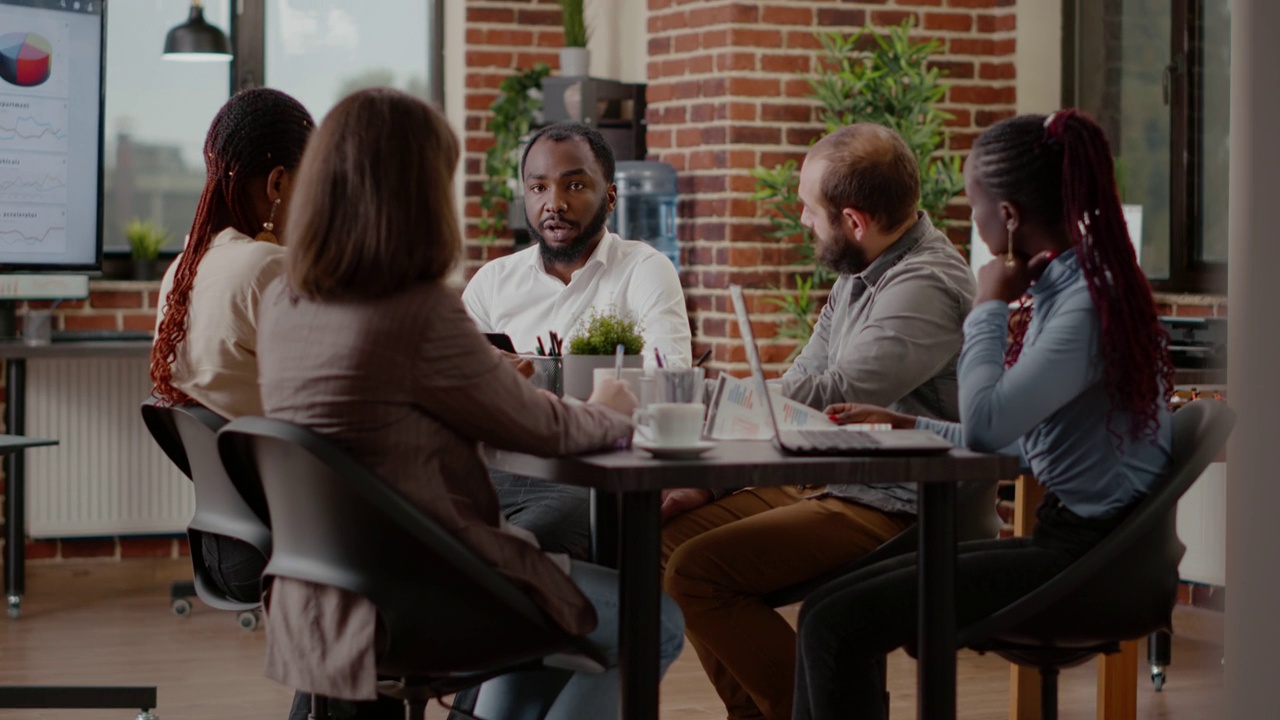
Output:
[{"xmin": 0, "ymin": 0, "xmax": 106, "ymax": 273}]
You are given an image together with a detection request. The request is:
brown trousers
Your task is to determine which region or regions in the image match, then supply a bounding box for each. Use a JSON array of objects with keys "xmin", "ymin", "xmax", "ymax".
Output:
[{"xmin": 660, "ymin": 486, "xmax": 913, "ymax": 720}]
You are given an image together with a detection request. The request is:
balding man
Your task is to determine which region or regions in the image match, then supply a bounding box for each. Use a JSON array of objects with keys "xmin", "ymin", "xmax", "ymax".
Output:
[{"xmin": 658, "ymin": 124, "xmax": 977, "ymax": 720}]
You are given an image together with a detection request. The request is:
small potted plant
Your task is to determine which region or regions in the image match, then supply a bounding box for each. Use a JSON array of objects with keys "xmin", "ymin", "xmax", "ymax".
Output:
[
  {"xmin": 562, "ymin": 307, "xmax": 644, "ymax": 399},
  {"xmin": 558, "ymin": 0, "xmax": 590, "ymax": 77},
  {"xmin": 124, "ymin": 219, "xmax": 170, "ymax": 281}
]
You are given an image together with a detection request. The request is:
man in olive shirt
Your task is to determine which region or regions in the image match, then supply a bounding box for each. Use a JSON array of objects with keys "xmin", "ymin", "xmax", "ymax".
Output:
[{"xmin": 659, "ymin": 123, "xmax": 977, "ymax": 720}]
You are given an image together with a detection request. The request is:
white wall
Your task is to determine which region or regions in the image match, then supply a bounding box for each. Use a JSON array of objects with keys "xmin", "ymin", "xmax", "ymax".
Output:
[
  {"xmin": 588, "ymin": 0, "xmax": 648, "ymax": 83},
  {"xmin": 1015, "ymin": 0, "xmax": 1063, "ymax": 114}
]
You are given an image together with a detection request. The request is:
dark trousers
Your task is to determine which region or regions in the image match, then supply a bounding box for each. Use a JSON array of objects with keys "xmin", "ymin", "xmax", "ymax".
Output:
[
  {"xmin": 447, "ymin": 471, "xmax": 594, "ymax": 720},
  {"xmin": 793, "ymin": 495, "xmax": 1131, "ymax": 720},
  {"xmin": 199, "ymin": 532, "xmax": 266, "ymax": 604},
  {"xmin": 286, "ymin": 692, "xmax": 404, "ymax": 720}
]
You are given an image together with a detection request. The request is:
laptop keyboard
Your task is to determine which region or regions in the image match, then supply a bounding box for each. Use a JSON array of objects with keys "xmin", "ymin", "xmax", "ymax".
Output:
[{"xmin": 797, "ymin": 429, "xmax": 881, "ymax": 451}]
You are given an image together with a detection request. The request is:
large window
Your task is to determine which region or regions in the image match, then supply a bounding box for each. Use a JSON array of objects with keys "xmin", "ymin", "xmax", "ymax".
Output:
[
  {"xmin": 102, "ymin": 0, "xmax": 232, "ymax": 252},
  {"xmin": 1065, "ymin": 0, "xmax": 1228, "ymax": 293}
]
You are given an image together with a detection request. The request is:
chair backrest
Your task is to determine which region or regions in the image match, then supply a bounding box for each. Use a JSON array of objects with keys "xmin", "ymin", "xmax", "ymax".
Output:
[
  {"xmin": 140, "ymin": 399, "xmax": 272, "ymax": 610},
  {"xmin": 960, "ymin": 399, "xmax": 1235, "ymax": 649},
  {"xmin": 217, "ymin": 416, "xmax": 600, "ymax": 678},
  {"xmin": 765, "ymin": 478, "xmax": 1002, "ymax": 607},
  {"xmin": 141, "ymin": 397, "xmax": 192, "ymax": 479}
]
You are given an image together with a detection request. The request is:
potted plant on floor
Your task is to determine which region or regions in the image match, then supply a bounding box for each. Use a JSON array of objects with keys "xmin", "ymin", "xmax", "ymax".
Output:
[
  {"xmin": 562, "ymin": 307, "xmax": 644, "ymax": 399},
  {"xmin": 125, "ymin": 219, "xmax": 171, "ymax": 281}
]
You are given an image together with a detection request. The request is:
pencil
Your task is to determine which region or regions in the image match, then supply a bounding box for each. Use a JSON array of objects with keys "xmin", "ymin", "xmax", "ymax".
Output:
[
  {"xmin": 536, "ymin": 336, "xmax": 546, "ymax": 356},
  {"xmin": 614, "ymin": 343, "xmax": 625, "ymax": 380}
]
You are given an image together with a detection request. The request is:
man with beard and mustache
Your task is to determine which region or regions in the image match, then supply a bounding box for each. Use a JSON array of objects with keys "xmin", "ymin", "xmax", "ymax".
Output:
[{"xmin": 656, "ymin": 124, "xmax": 977, "ymax": 720}]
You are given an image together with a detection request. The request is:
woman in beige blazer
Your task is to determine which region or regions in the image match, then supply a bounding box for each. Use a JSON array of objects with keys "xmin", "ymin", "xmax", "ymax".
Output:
[{"xmin": 256, "ymin": 88, "xmax": 684, "ymax": 719}]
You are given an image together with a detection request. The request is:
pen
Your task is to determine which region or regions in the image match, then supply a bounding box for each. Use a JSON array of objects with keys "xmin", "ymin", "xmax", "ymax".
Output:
[
  {"xmin": 614, "ymin": 343, "xmax": 625, "ymax": 380},
  {"xmin": 694, "ymin": 348, "xmax": 713, "ymax": 367},
  {"xmin": 655, "ymin": 348, "xmax": 664, "ymax": 369},
  {"xmin": 536, "ymin": 337, "xmax": 546, "ymax": 356}
]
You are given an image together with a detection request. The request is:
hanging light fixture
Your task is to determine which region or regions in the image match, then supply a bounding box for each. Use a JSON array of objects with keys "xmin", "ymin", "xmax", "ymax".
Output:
[{"xmin": 163, "ymin": 0, "xmax": 232, "ymax": 62}]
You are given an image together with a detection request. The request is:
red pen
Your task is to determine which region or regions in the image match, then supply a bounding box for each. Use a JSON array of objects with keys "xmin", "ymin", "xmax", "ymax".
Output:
[{"xmin": 536, "ymin": 336, "xmax": 546, "ymax": 356}]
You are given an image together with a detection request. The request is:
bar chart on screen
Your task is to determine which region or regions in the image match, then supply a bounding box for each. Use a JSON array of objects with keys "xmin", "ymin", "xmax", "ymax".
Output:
[{"xmin": 705, "ymin": 374, "xmax": 834, "ymax": 439}]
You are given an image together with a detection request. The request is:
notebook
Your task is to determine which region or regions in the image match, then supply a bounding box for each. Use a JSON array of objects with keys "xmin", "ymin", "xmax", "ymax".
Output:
[{"xmin": 729, "ymin": 284, "xmax": 953, "ymax": 455}]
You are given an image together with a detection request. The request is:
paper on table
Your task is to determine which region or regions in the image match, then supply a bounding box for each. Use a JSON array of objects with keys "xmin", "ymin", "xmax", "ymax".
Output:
[{"xmin": 704, "ymin": 373, "xmax": 835, "ymax": 440}]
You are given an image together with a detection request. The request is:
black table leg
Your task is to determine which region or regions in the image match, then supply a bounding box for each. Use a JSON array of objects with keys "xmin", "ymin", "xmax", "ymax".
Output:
[
  {"xmin": 590, "ymin": 489, "xmax": 620, "ymax": 569},
  {"xmin": 4, "ymin": 358, "xmax": 25, "ymax": 619},
  {"xmin": 617, "ymin": 490, "xmax": 660, "ymax": 720},
  {"xmin": 917, "ymin": 481, "xmax": 957, "ymax": 720}
]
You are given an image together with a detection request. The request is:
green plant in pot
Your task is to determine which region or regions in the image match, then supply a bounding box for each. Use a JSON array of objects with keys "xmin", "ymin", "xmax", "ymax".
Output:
[
  {"xmin": 124, "ymin": 219, "xmax": 171, "ymax": 281},
  {"xmin": 562, "ymin": 307, "xmax": 645, "ymax": 400},
  {"xmin": 558, "ymin": 0, "xmax": 590, "ymax": 77},
  {"xmin": 752, "ymin": 21, "xmax": 964, "ymax": 355},
  {"xmin": 480, "ymin": 63, "xmax": 551, "ymax": 243}
]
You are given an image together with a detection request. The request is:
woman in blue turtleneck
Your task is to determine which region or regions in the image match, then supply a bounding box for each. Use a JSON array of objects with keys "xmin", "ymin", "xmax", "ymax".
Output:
[{"xmin": 792, "ymin": 110, "xmax": 1177, "ymax": 720}]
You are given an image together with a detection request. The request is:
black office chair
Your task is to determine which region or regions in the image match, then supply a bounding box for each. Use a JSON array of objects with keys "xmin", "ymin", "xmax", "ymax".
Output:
[
  {"xmin": 217, "ymin": 416, "xmax": 607, "ymax": 720},
  {"xmin": 140, "ymin": 399, "xmax": 270, "ymax": 630},
  {"xmin": 957, "ymin": 399, "xmax": 1234, "ymax": 720}
]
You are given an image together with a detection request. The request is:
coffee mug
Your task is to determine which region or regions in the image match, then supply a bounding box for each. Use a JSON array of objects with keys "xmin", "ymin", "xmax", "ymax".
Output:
[{"xmin": 632, "ymin": 402, "xmax": 705, "ymax": 447}]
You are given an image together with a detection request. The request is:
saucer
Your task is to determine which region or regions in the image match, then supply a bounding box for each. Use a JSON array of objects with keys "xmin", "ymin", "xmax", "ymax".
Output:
[{"xmin": 634, "ymin": 439, "xmax": 716, "ymax": 460}]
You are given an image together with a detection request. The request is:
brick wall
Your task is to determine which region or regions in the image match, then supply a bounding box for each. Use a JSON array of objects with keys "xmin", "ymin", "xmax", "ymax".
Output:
[{"xmin": 0, "ymin": 279, "xmax": 188, "ymax": 563}]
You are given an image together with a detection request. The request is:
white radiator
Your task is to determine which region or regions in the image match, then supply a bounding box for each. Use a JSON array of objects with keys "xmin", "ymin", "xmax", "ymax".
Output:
[{"xmin": 25, "ymin": 356, "xmax": 194, "ymax": 538}]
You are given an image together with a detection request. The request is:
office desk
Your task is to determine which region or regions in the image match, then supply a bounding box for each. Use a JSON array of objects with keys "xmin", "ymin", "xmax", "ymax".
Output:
[
  {"xmin": 486, "ymin": 440, "xmax": 1019, "ymax": 720},
  {"xmin": 0, "ymin": 340, "xmax": 152, "ymax": 618}
]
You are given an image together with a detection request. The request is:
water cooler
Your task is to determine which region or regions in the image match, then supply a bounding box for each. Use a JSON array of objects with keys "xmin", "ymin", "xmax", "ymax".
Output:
[{"xmin": 611, "ymin": 161, "xmax": 680, "ymax": 271}]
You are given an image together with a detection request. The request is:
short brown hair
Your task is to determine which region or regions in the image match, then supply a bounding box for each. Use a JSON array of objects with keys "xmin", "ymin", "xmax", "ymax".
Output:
[
  {"xmin": 810, "ymin": 123, "xmax": 920, "ymax": 232},
  {"xmin": 285, "ymin": 88, "xmax": 461, "ymax": 300}
]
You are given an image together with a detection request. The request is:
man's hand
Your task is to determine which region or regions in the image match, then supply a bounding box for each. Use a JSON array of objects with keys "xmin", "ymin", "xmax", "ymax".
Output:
[
  {"xmin": 660, "ymin": 488, "xmax": 714, "ymax": 521},
  {"xmin": 499, "ymin": 350, "xmax": 535, "ymax": 379},
  {"xmin": 823, "ymin": 403, "xmax": 917, "ymax": 430}
]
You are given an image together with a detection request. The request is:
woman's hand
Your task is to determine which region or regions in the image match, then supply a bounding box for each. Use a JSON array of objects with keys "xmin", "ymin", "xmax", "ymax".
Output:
[
  {"xmin": 588, "ymin": 377, "xmax": 639, "ymax": 417},
  {"xmin": 498, "ymin": 350, "xmax": 535, "ymax": 379},
  {"xmin": 823, "ymin": 403, "xmax": 917, "ymax": 430},
  {"xmin": 975, "ymin": 251, "xmax": 1057, "ymax": 305}
]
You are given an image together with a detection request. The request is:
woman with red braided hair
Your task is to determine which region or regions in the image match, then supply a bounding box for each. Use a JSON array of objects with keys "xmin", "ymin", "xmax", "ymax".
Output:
[
  {"xmin": 793, "ymin": 110, "xmax": 1175, "ymax": 719},
  {"xmin": 151, "ymin": 87, "xmax": 314, "ymax": 420}
]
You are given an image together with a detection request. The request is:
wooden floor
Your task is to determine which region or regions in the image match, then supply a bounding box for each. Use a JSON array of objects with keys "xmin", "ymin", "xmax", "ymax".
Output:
[{"xmin": 0, "ymin": 560, "xmax": 1225, "ymax": 719}]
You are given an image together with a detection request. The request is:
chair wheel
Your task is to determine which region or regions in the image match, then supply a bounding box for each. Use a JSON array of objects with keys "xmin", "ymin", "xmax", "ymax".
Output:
[
  {"xmin": 6, "ymin": 594, "xmax": 20, "ymax": 619},
  {"xmin": 171, "ymin": 598, "xmax": 192, "ymax": 617},
  {"xmin": 136, "ymin": 711, "xmax": 158, "ymax": 720},
  {"xmin": 1152, "ymin": 670, "xmax": 1166, "ymax": 692},
  {"xmin": 237, "ymin": 610, "xmax": 259, "ymax": 631}
]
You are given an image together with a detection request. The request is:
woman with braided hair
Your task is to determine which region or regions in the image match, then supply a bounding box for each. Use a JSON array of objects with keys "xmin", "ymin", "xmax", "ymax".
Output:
[
  {"xmin": 151, "ymin": 87, "xmax": 314, "ymax": 420},
  {"xmin": 793, "ymin": 110, "xmax": 1175, "ymax": 719}
]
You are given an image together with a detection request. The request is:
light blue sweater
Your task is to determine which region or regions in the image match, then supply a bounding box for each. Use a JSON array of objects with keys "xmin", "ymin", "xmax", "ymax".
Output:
[{"xmin": 917, "ymin": 250, "xmax": 1172, "ymax": 519}]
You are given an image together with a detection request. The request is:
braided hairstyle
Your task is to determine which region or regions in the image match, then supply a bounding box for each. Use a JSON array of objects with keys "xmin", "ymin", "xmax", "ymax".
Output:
[
  {"xmin": 970, "ymin": 110, "xmax": 1174, "ymax": 441},
  {"xmin": 150, "ymin": 88, "xmax": 314, "ymax": 405}
]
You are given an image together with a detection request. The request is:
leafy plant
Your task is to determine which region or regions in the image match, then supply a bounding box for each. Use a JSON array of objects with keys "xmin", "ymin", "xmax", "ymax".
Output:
[
  {"xmin": 567, "ymin": 307, "xmax": 645, "ymax": 355},
  {"xmin": 479, "ymin": 63, "xmax": 551, "ymax": 243},
  {"xmin": 124, "ymin": 219, "xmax": 170, "ymax": 261},
  {"xmin": 559, "ymin": 0, "xmax": 589, "ymax": 48},
  {"xmin": 752, "ymin": 21, "xmax": 964, "ymax": 351}
]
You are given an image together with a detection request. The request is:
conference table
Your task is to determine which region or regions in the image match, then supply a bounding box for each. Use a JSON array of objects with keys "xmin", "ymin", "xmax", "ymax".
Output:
[{"xmin": 485, "ymin": 440, "xmax": 1019, "ymax": 720}]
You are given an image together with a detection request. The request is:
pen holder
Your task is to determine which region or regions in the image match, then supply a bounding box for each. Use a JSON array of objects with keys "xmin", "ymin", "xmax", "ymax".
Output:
[{"xmin": 522, "ymin": 355, "xmax": 564, "ymax": 397}]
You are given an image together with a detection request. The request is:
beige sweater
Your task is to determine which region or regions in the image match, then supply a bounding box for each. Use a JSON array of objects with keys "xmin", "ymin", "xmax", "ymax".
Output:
[{"xmin": 155, "ymin": 228, "xmax": 284, "ymax": 419}]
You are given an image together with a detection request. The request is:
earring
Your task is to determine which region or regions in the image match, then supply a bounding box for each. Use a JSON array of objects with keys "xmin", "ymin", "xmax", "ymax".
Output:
[
  {"xmin": 1004, "ymin": 223, "xmax": 1018, "ymax": 269},
  {"xmin": 255, "ymin": 198, "xmax": 281, "ymax": 244}
]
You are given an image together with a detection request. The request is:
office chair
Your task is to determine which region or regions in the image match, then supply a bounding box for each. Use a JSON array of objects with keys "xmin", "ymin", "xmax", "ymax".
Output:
[
  {"xmin": 217, "ymin": 417, "xmax": 607, "ymax": 720},
  {"xmin": 957, "ymin": 399, "xmax": 1234, "ymax": 719},
  {"xmin": 140, "ymin": 399, "xmax": 270, "ymax": 630}
]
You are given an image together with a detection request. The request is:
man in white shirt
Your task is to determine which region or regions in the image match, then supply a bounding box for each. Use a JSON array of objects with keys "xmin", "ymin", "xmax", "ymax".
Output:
[{"xmin": 462, "ymin": 121, "xmax": 692, "ymax": 557}]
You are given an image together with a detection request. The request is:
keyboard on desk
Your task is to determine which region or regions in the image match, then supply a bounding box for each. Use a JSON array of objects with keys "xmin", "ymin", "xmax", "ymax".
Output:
[
  {"xmin": 795, "ymin": 429, "xmax": 881, "ymax": 451},
  {"xmin": 51, "ymin": 329, "xmax": 154, "ymax": 343}
]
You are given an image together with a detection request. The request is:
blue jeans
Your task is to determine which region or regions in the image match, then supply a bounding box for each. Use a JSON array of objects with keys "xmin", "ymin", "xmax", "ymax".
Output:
[
  {"xmin": 472, "ymin": 561, "xmax": 685, "ymax": 720},
  {"xmin": 493, "ymin": 472, "xmax": 593, "ymax": 560}
]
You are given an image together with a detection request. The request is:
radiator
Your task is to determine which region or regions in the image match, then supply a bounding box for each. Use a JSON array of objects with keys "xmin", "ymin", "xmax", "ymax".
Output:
[{"xmin": 25, "ymin": 356, "xmax": 193, "ymax": 538}]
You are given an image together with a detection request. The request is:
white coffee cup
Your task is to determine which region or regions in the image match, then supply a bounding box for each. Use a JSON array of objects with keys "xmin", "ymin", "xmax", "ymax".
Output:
[{"xmin": 632, "ymin": 402, "xmax": 705, "ymax": 447}]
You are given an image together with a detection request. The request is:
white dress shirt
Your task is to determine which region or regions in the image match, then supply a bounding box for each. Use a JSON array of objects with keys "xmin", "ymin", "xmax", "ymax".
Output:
[{"xmin": 463, "ymin": 231, "xmax": 692, "ymax": 369}]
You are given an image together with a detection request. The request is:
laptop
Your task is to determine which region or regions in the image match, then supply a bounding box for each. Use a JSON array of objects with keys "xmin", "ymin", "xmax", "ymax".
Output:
[{"xmin": 730, "ymin": 284, "xmax": 953, "ymax": 455}]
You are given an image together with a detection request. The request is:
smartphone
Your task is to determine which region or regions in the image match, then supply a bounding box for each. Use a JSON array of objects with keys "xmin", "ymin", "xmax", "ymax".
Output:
[{"xmin": 485, "ymin": 332, "xmax": 517, "ymax": 354}]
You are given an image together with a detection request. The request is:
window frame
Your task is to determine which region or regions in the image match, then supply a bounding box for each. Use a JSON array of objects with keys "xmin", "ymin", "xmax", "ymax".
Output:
[{"xmin": 1061, "ymin": 0, "xmax": 1226, "ymax": 294}]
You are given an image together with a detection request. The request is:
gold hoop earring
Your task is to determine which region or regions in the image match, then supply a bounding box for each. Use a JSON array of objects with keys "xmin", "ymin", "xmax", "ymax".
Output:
[
  {"xmin": 256, "ymin": 198, "xmax": 281, "ymax": 244},
  {"xmin": 1004, "ymin": 224, "xmax": 1018, "ymax": 268}
]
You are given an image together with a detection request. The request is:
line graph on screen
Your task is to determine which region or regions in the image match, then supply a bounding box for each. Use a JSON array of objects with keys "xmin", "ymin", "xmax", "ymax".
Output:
[
  {"xmin": 0, "ymin": 205, "xmax": 65, "ymax": 253},
  {"xmin": 0, "ymin": 153, "xmax": 65, "ymax": 204},
  {"xmin": 0, "ymin": 96, "xmax": 67, "ymax": 152}
]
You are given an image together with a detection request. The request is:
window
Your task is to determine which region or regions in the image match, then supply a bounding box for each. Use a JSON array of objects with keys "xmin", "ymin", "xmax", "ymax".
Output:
[
  {"xmin": 102, "ymin": 0, "xmax": 232, "ymax": 252},
  {"xmin": 1064, "ymin": 0, "xmax": 1228, "ymax": 293}
]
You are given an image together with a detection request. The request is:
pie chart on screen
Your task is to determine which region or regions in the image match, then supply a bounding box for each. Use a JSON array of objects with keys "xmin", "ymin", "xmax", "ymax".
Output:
[{"xmin": 0, "ymin": 32, "xmax": 52, "ymax": 88}]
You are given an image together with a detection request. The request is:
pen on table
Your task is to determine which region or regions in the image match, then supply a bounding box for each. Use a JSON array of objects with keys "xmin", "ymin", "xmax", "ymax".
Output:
[
  {"xmin": 614, "ymin": 343, "xmax": 625, "ymax": 380},
  {"xmin": 694, "ymin": 348, "xmax": 712, "ymax": 367},
  {"xmin": 536, "ymin": 336, "xmax": 546, "ymax": 356},
  {"xmin": 655, "ymin": 348, "xmax": 665, "ymax": 369}
]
